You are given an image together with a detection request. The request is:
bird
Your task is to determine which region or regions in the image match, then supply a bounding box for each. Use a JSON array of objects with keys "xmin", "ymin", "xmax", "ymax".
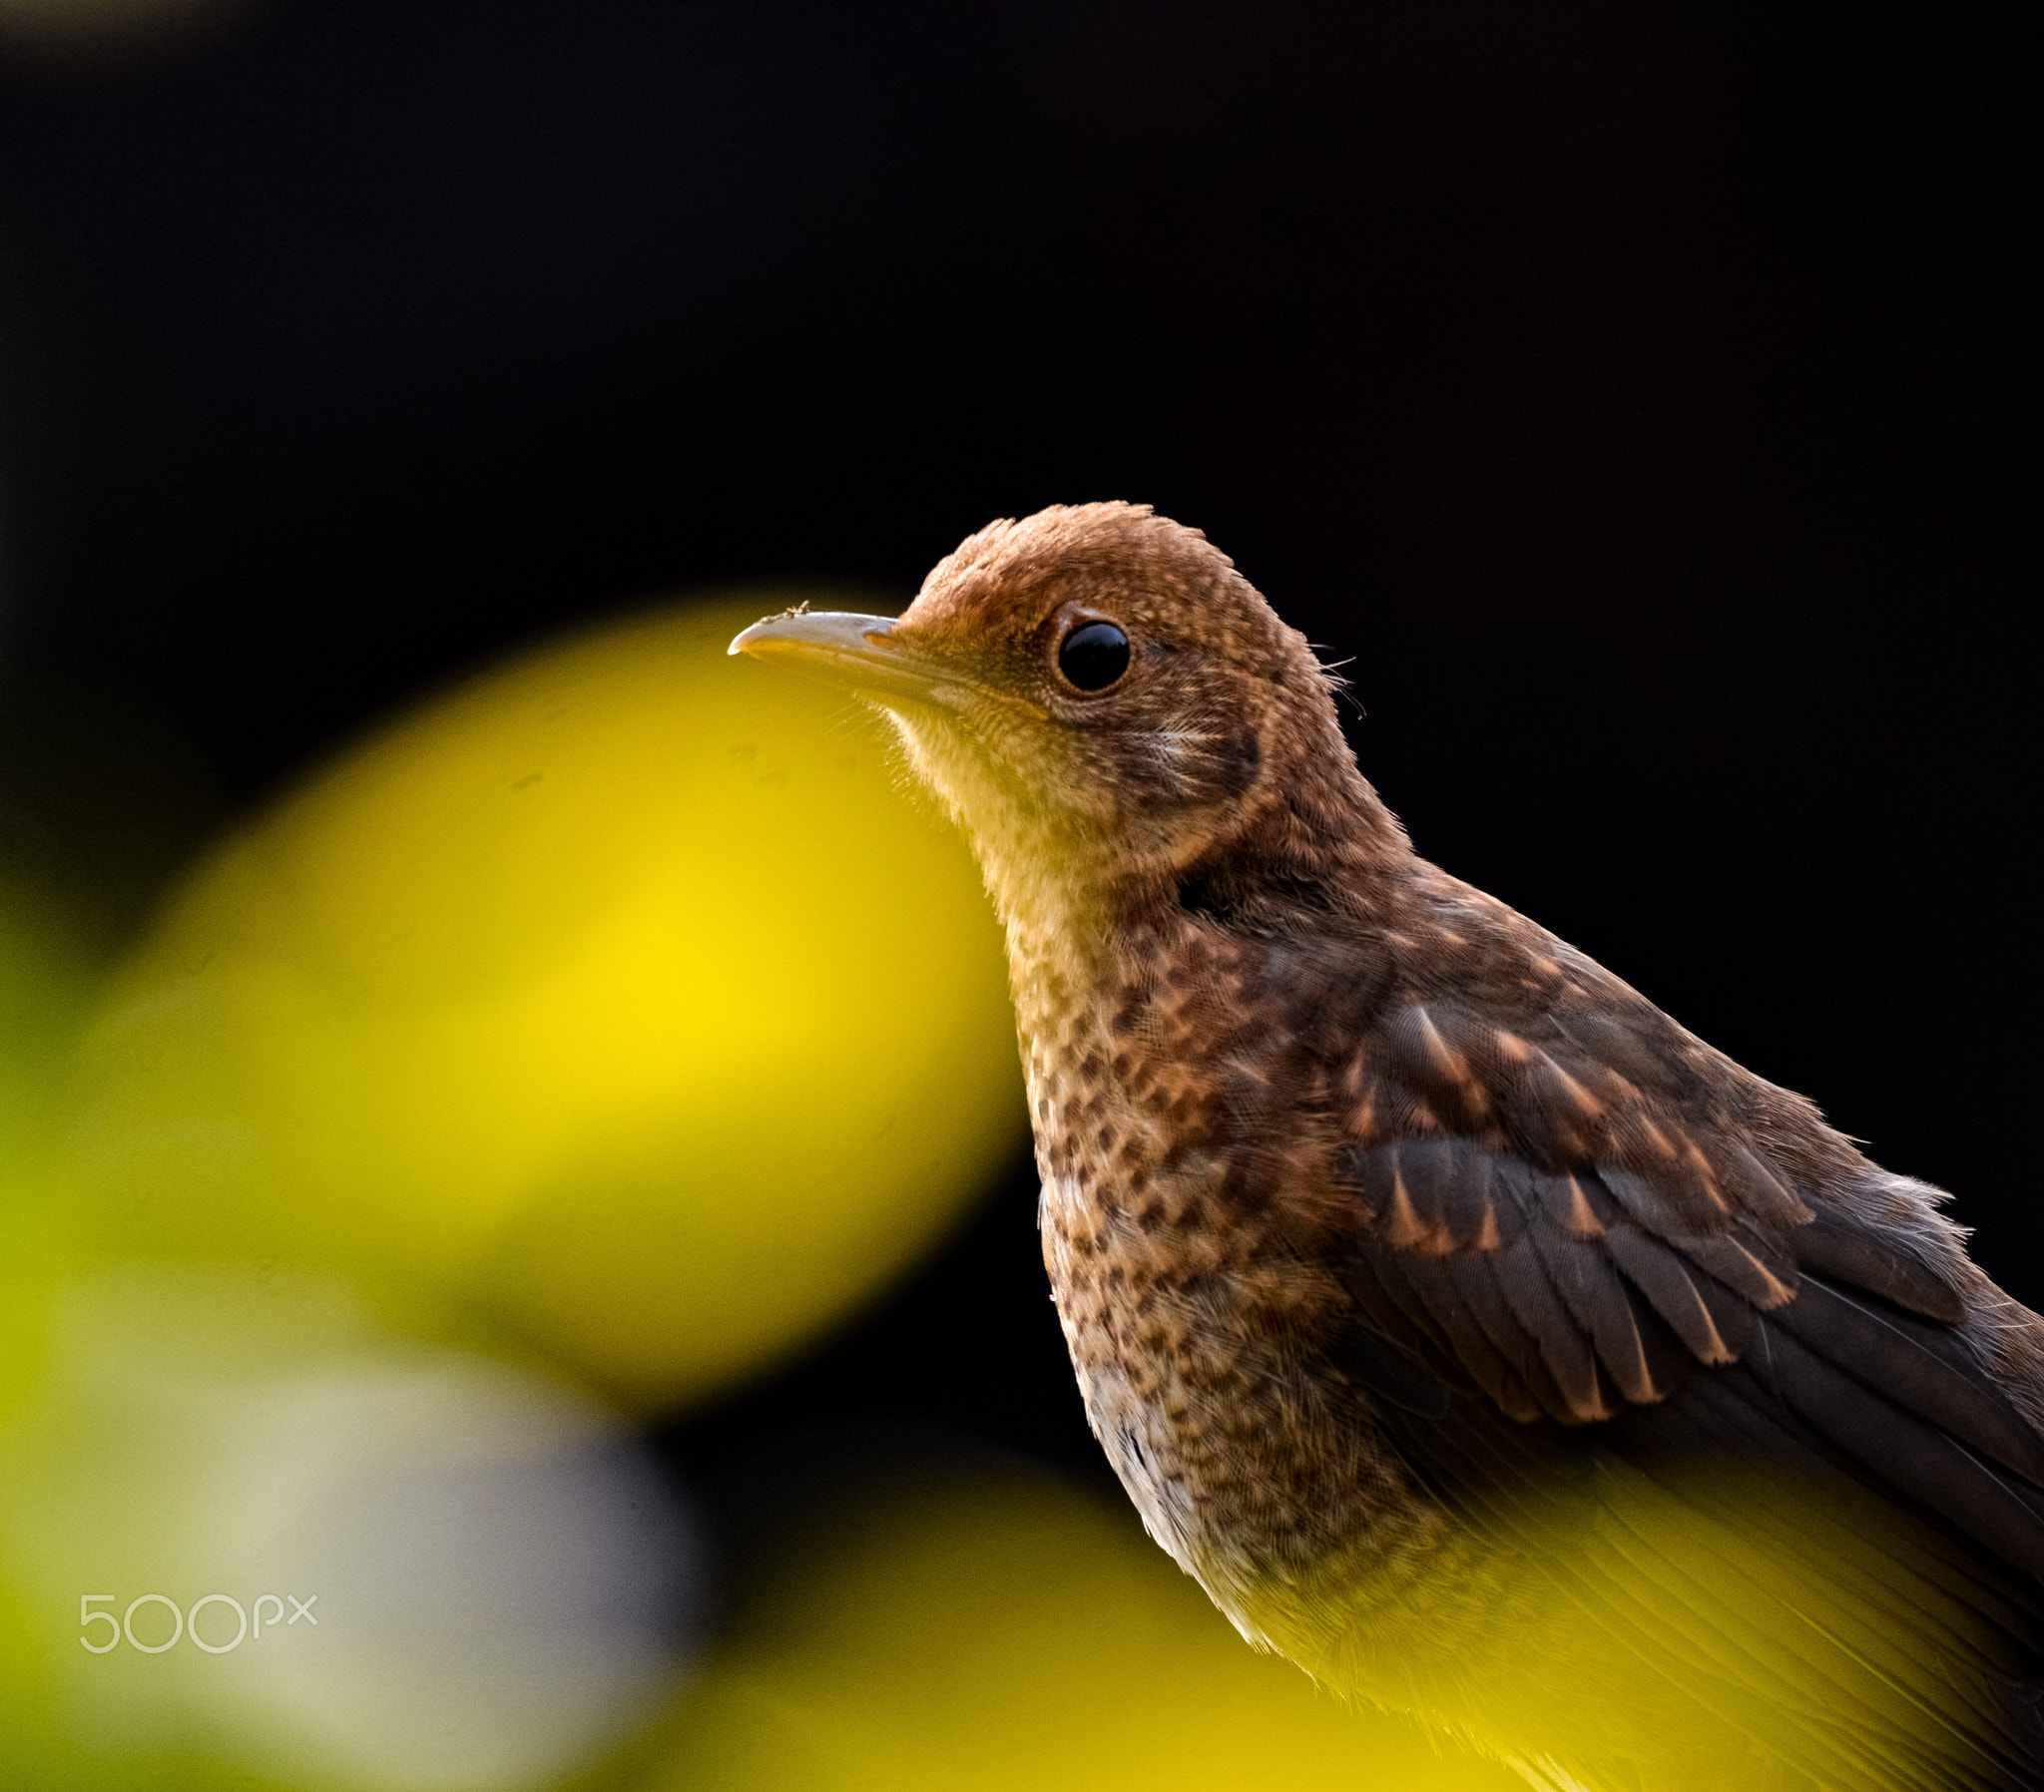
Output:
[{"xmin": 731, "ymin": 502, "xmax": 2044, "ymax": 1791}]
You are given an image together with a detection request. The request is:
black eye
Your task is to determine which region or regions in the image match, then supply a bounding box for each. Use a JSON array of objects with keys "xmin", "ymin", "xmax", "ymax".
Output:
[{"xmin": 1057, "ymin": 621, "xmax": 1131, "ymax": 691}]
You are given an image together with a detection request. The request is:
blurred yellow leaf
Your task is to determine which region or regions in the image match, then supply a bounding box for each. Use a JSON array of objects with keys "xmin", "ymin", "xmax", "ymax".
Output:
[
  {"xmin": 60, "ymin": 595, "xmax": 1024, "ymax": 1409},
  {"xmin": 646, "ymin": 1470, "xmax": 1518, "ymax": 1792}
]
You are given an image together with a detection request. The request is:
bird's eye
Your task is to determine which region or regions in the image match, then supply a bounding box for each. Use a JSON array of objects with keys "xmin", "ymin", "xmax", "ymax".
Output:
[{"xmin": 1057, "ymin": 621, "xmax": 1131, "ymax": 691}]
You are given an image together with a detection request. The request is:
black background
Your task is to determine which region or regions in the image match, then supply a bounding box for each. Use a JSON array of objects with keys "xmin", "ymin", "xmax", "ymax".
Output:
[{"xmin": 1, "ymin": 2, "xmax": 2036, "ymax": 1500}]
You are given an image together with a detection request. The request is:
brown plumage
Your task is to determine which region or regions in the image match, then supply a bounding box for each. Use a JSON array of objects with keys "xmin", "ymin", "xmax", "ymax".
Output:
[{"xmin": 733, "ymin": 503, "xmax": 2044, "ymax": 1791}]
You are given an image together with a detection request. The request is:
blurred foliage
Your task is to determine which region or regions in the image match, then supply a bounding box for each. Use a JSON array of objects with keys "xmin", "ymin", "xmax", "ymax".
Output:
[
  {"xmin": 642, "ymin": 1469, "xmax": 1517, "ymax": 1792},
  {"xmin": 0, "ymin": 590, "xmax": 1036, "ymax": 1790},
  {"xmin": 0, "ymin": 1252, "xmax": 699, "ymax": 1792},
  {"xmin": 57, "ymin": 595, "xmax": 1023, "ymax": 1410},
  {"xmin": 0, "ymin": 877, "xmax": 92, "ymax": 1171}
]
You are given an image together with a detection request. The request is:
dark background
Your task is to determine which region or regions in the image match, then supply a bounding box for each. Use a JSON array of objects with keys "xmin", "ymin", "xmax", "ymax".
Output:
[{"xmin": 1, "ymin": 2, "xmax": 2036, "ymax": 1500}]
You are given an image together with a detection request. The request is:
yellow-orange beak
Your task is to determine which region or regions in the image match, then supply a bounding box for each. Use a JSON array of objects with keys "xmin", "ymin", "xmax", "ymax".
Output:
[{"xmin": 728, "ymin": 610, "xmax": 939, "ymax": 705}]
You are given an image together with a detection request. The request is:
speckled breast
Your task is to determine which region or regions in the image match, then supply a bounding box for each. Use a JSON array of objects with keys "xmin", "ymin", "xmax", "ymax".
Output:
[{"xmin": 1017, "ymin": 917, "xmax": 1435, "ymax": 1631}]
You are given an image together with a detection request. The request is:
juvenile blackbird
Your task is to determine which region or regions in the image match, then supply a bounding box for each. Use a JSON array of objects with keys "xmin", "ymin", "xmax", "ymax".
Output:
[{"xmin": 733, "ymin": 503, "xmax": 2044, "ymax": 1791}]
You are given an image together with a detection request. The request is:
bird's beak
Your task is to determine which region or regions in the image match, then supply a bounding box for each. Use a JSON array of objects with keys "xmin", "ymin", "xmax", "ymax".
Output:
[{"xmin": 727, "ymin": 610, "xmax": 938, "ymax": 705}]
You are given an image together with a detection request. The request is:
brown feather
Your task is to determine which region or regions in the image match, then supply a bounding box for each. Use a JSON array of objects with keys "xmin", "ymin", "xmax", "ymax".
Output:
[{"xmin": 1791, "ymin": 1208, "xmax": 1968, "ymax": 1325}]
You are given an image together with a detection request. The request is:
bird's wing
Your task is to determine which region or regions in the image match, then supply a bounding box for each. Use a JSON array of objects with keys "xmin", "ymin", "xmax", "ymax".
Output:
[
  {"xmin": 1340, "ymin": 1128, "xmax": 2044, "ymax": 1554},
  {"xmin": 1334, "ymin": 996, "xmax": 2044, "ymax": 1549},
  {"xmin": 1328, "ymin": 998, "xmax": 2044, "ymax": 1788}
]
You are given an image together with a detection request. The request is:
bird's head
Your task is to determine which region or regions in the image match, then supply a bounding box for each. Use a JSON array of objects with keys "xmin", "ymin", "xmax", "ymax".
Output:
[{"xmin": 731, "ymin": 503, "xmax": 1396, "ymax": 932}]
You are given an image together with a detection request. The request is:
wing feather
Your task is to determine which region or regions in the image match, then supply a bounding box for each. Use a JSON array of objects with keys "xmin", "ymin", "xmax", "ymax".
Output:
[
  {"xmin": 1791, "ymin": 1207, "xmax": 1968, "ymax": 1324},
  {"xmin": 1329, "ymin": 996, "xmax": 2044, "ymax": 1783}
]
